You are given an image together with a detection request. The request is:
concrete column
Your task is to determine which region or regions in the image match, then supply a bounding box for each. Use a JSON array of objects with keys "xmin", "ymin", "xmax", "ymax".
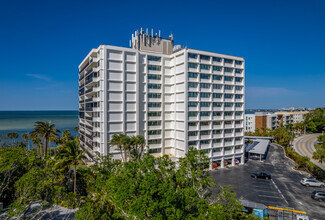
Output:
[
  {"xmin": 241, "ymin": 154, "xmax": 245, "ymax": 164},
  {"xmin": 209, "ymin": 159, "xmax": 213, "ymax": 170},
  {"xmin": 221, "ymin": 158, "xmax": 224, "ymax": 168},
  {"xmin": 260, "ymin": 154, "xmax": 262, "ymax": 161},
  {"xmin": 231, "ymin": 155, "xmax": 235, "ymax": 166}
]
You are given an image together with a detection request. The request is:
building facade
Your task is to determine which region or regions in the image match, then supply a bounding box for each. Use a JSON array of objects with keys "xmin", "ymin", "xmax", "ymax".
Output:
[{"xmin": 78, "ymin": 29, "xmax": 245, "ymax": 167}]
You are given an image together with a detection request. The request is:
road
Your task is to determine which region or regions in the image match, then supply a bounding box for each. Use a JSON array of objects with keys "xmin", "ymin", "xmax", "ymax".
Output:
[
  {"xmin": 293, "ymin": 134, "xmax": 325, "ymax": 171},
  {"xmin": 211, "ymin": 143, "xmax": 325, "ymax": 220}
]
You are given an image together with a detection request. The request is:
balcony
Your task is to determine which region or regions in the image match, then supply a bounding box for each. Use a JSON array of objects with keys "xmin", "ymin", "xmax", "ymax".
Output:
[
  {"xmin": 85, "ymin": 116, "xmax": 92, "ymax": 121},
  {"xmin": 86, "ymin": 125, "xmax": 92, "ymax": 130},
  {"xmin": 188, "ymin": 136, "xmax": 198, "ymax": 141},
  {"xmin": 85, "ymin": 141, "xmax": 93, "ymax": 150},
  {"xmin": 85, "ymin": 88, "xmax": 93, "ymax": 94},
  {"xmin": 85, "ymin": 98, "xmax": 93, "ymax": 102}
]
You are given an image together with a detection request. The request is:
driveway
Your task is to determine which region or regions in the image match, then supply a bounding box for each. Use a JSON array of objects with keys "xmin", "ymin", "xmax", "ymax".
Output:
[
  {"xmin": 293, "ymin": 134, "xmax": 325, "ymax": 171},
  {"xmin": 211, "ymin": 143, "xmax": 325, "ymax": 219}
]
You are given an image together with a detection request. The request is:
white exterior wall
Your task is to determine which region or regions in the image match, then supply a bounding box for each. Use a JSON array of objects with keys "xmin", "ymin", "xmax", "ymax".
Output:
[
  {"xmin": 78, "ymin": 43, "xmax": 245, "ymax": 166},
  {"xmin": 244, "ymin": 114, "xmax": 255, "ymax": 132}
]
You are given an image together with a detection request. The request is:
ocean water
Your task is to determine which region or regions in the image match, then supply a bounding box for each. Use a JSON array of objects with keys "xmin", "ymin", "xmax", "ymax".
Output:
[{"xmin": 0, "ymin": 111, "xmax": 79, "ymax": 138}]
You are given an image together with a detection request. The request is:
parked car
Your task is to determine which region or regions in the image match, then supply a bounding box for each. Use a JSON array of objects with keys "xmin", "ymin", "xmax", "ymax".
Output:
[
  {"xmin": 311, "ymin": 190, "xmax": 325, "ymax": 201},
  {"xmin": 251, "ymin": 172, "xmax": 271, "ymax": 179},
  {"xmin": 300, "ymin": 178, "xmax": 325, "ymax": 187}
]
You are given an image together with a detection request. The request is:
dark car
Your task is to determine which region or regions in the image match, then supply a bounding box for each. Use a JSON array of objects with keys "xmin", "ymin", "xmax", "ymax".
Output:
[
  {"xmin": 311, "ymin": 190, "xmax": 325, "ymax": 201},
  {"xmin": 251, "ymin": 172, "xmax": 271, "ymax": 179}
]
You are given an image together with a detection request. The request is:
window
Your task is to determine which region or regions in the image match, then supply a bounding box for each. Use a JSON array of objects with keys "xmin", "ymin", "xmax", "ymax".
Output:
[
  {"xmin": 213, "ymin": 130, "xmax": 222, "ymax": 134},
  {"xmin": 212, "ymin": 75, "xmax": 222, "ymax": 80},
  {"xmin": 235, "ymin": 60, "xmax": 242, "ymax": 65},
  {"xmin": 188, "ymin": 82, "xmax": 198, "ymax": 88},
  {"xmin": 148, "ymin": 139, "xmax": 161, "ymax": 144},
  {"xmin": 201, "ymin": 149, "xmax": 210, "ymax": 154},
  {"xmin": 188, "ymin": 122, "xmax": 197, "ymax": 126},
  {"xmin": 188, "ymin": 63, "xmax": 197, "ymax": 68},
  {"xmin": 235, "ymin": 77, "xmax": 242, "ymax": 82},
  {"xmin": 213, "ymin": 57, "xmax": 221, "ymax": 62},
  {"xmin": 213, "ymin": 84, "xmax": 222, "ymax": 89},
  {"xmin": 235, "ymin": 111, "xmax": 242, "ymax": 116},
  {"xmin": 201, "ymin": 122, "xmax": 209, "ymax": 126},
  {"xmin": 188, "ymin": 111, "xmax": 198, "ymax": 117},
  {"xmin": 200, "ymin": 92, "xmax": 210, "ymax": 98},
  {"xmin": 213, "ymin": 121, "xmax": 222, "ymax": 125},
  {"xmin": 148, "ymin": 112, "xmax": 161, "ymax": 117},
  {"xmin": 148, "ymin": 56, "xmax": 161, "ymax": 61},
  {"xmin": 148, "ymin": 84, "xmax": 161, "ymax": 89},
  {"xmin": 235, "ymin": 103, "xmax": 243, "ymax": 107},
  {"xmin": 235, "ymin": 86, "xmax": 242, "ymax": 91},
  {"xmin": 188, "ymin": 141, "xmax": 197, "ymax": 146},
  {"xmin": 235, "ymin": 69, "xmax": 242, "ymax": 74},
  {"xmin": 188, "ymin": 72, "xmax": 198, "ymax": 78},
  {"xmin": 225, "ymin": 85, "xmax": 233, "ymax": 90},
  {"xmin": 148, "ymin": 65, "xmax": 161, "ymax": 71},
  {"xmin": 200, "ymin": 102, "xmax": 210, "ymax": 107},
  {"xmin": 200, "ymin": 55, "xmax": 210, "ymax": 60},
  {"xmin": 200, "ymin": 83, "xmax": 210, "ymax": 89},
  {"xmin": 224, "ymin": 146, "xmax": 233, "ymax": 151},
  {"xmin": 148, "ymin": 74, "xmax": 161, "ymax": 80},
  {"xmin": 149, "ymin": 148, "xmax": 161, "ymax": 153},
  {"xmin": 224, "ymin": 121, "xmax": 232, "ymax": 125},
  {"xmin": 224, "ymin": 103, "xmax": 233, "ymax": 107},
  {"xmin": 200, "ymin": 111, "xmax": 210, "ymax": 116},
  {"xmin": 224, "ymin": 111, "xmax": 233, "ymax": 116},
  {"xmin": 188, "ymin": 102, "xmax": 198, "ymax": 107},
  {"xmin": 188, "ymin": 53, "xmax": 197, "ymax": 59},
  {"xmin": 148, "ymin": 121, "xmax": 161, "ymax": 126},
  {"xmin": 224, "ymin": 129, "xmax": 233, "ymax": 134},
  {"xmin": 213, "ymin": 148, "xmax": 221, "ymax": 152},
  {"xmin": 213, "ymin": 66, "xmax": 222, "ymax": 71},
  {"xmin": 213, "ymin": 102, "xmax": 222, "ymax": 107},
  {"xmin": 148, "ymin": 93, "xmax": 161, "ymax": 98},
  {"xmin": 224, "ymin": 138, "xmax": 233, "ymax": 143},
  {"xmin": 224, "ymin": 67, "xmax": 233, "ymax": 73},
  {"xmin": 201, "ymin": 130, "xmax": 210, "ymax": 136},
  {"xmin": 235, "ymin": 120, "xmax": 242, "ymax": 124},
  {"xmin": 213, "ymin": 111, "xmax": 221, "ymax": 116},
  {"xmin": 188, "ymin": 92, "xmax": 198, "ymax": 97},
  {"xmin": 224, "ymin": 94, "xmax": 233, "ymax": 99},
  {"xmin": 235, "ymin": 145, "xmax": 242, "ymax": 150},
  {"xmin": 200, "ymin": 140, "xmax": 210, "ymax": 145},
  {"xmin": 148, "ymin": 130, "xmax": 161, "ymax": 135},
  {"xmin": 224, "ymin": 59, "xmax": 233, "ymax": 64},
  {"xmin": 213, "ymin": 93, "xmax": 222, "ymax": 98},
  {"xmin": 235, "ymin": 137, "xmax": 242, "ymax": 141},
  {"xmin": 188, "ymin": 131, "xmax": 198, "ymax": 136},
  {"xmin": 200, "ymin": 64, "xmax": 210, "ymax": 70},
  {"xmin": 224, "ymin": 76, "xmax": 233, "ymax": 81},
  {"xmin": 235, "ymin": 128, "xmax": 242, "ymax": 132},
  {"xmin": 235, "ymin": 94, "xmax": 242, "ymax": 99},
  {"xmin": 148, "ymin": 102, "xmax": 161, "ymax": 107},
  {"xmin": 200, "ymin": 74, "xmax": 210, "ymax": 79}
]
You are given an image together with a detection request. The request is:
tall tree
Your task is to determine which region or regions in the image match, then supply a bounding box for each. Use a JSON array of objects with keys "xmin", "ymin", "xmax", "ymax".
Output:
[
  {"xmin": 109, "ymin": 133, "xmax": 126, "ymax": 162},
  {"xmin": 6, "ymin": 132, "xmax": 19, "ymax": 145},
  {"xmin": 31, "ymin": 121, "xmax": 60, "ymax": 156},
  {"xmin": 55, "ymin": 139, "xmax": 86, "ymax": 193}
]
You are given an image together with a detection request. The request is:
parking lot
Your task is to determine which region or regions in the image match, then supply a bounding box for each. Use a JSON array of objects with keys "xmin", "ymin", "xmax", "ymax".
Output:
[{"xmin": 211, "ymin": 143, "xmax": 325, "ymax": 219}]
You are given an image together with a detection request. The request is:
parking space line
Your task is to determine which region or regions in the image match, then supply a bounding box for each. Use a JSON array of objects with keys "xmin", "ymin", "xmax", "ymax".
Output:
[
  {"xmin": 258, "ymin": 194, "xmax": 282, "ymax": 199},
  {"xmin": 271, "ymin": 179, "xmax": 289, "ymax": 205}
]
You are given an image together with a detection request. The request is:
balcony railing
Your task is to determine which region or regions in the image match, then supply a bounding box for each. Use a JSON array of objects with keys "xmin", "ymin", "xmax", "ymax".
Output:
[
  {"xmin": 86, "ymin": 116, "xmax": 92, "ymax": 121},
  {"xmin": 86, "ymin": 125, "xmax": 92, "ymax": 130},
  {"xmin": 85, "ymin": 98, "xmax": 93, "ymax": 102},
  {"xmin": 85, "ymin": 88, "xmax": 93, "ymax": 94},
  {"xmin": 85, "ymin": 141, "xmax": 93, "ymax": 150}
]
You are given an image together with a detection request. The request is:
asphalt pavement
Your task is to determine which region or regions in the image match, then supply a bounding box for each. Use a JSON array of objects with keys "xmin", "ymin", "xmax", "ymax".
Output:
[
  {"xmin": 210, "ymin": 143, "xmax": 325, "ymax": 220},
  {"xmin": 293, "ymin": 134, "xmax": 325, "ymax": 171}
]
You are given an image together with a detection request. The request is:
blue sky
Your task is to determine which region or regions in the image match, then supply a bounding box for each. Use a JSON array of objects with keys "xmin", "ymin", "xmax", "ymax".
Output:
[{"xmin": 0, "ymin": 0, "xmax": 324, "ymax": 110}]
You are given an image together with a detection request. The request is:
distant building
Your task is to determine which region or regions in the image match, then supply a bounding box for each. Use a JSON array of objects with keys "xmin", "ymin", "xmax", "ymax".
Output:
[{"xmin": 245, "ymin": 114, "xmax": 255, "ymax": 132}]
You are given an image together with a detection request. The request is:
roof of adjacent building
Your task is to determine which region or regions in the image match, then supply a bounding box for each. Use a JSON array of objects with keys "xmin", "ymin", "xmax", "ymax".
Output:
[{"xmin": 245, "ymin": 139, "xmax": 270, "ymax": 155}]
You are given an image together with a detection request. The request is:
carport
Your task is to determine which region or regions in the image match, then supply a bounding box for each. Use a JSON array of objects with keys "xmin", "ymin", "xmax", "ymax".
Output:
[{"xmin": 245, "ymin": 139, "xmax": 270, "ymax": 161}]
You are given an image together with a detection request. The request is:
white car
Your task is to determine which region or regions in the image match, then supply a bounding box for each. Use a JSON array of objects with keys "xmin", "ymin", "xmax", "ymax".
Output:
[{"xmin": 300, "ymin": 178, "xmax": 325, "ymax": 187}]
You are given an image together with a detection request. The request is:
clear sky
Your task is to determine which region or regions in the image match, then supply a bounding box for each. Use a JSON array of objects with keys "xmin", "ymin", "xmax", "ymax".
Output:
[{"xmin": 0, "ymin": 0, "xmax": 324, "ymax": 110}]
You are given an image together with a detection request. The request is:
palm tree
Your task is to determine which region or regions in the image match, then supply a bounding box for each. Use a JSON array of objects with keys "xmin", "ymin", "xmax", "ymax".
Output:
[
  {"xmin": 62, "ymin": 129, "xmax": 73, "ymax": 144},
  {"xmin": 6, "ymin": 132, "xmax": 19, "ymax": 145},
  {"xmin": 109, "ymin": 133, "xmax": 126, "ymax": 162},
  {"xmin": 55, "ymin": 139, "xmax": 86, "ymax": 193},
  {"xmin": 21, "ymin": 133, "xmax": 29, "ymax": 149},
  {"xmin": 31, "ymin": 121, "xmax": 60, "ymax": 156},
  {"xmin": 73, "ymin": 126, "xmax": 79, "ymax": 138}
]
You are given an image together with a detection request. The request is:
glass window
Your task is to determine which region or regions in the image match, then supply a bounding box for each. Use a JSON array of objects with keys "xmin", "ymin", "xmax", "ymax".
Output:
[
  {"xmin": 148, "ymin": 102, "xmax": 161, "ymax": 107},
  {"xmin": 225, "ymin": 85, "xmax": 233, "ymax": 90},
  {"xmin": 188, "ymin": 92, "xmax": 198, "ymax": 97},
  {"xmin": 188, "ymin": 141, "xmax": 197, "ymax": 146},
  {"xmin": 201, "ymin": 122, "xmax": 209, "ymax": 126},
  {"xmin": 188, "ymin": 72, "xmax": 198, "ymax": 78},
  {"xmin": 235, "ymin": 60, "xmax": 242, "ymax": 65},
  {"xmin": 188, "ymin": 53, "xmax": 197, "ymax": 59},
  {"xmin": 200, "ymin": 140, "xmax": 210, "ymax": 145},
  {"xmin": 235, "ymin": 77, "xmax": 242, "ymax": 82},
  {"xmin": 188, "ymin": 63, "xmax": 197, "ymax": 68},
  {"xmin": 200, "ymin": 64, "xmax": 210, "ymax": 70},
  {"xmin": 200, "ymin": 55, "xmax": 210, "ymax": 60},
  {"xmin": 213, "ymin": 102, "xmax": 222, "ymax": 107},
  {"xmin": 224, "ymin": 59, "xmax": 233, "ymax": 64},
  {"xmin": 213, "ymin": 148, "xmax": 221, "ymax": 152},
  {"xmin": 224, "ymin": 111, "xmax": 233, "ymax": 116},
  {"xmin": 213, "ymin": 93, "xmax": 222, "ymax": 98},
  {"xmin": 224, "ymin": 103, "xmax": 233, "ymax": 107},
  {"xmin": 200, "ymin": 102, "xmax": 210, "ymax": 107},
  {"xmin": 148, "ymin": 112, "xmax": 161, "ymax": 117},
  {"xmin": 148, "ymin": 74, "xmax": 161, "ymax": 80},
  {"xmin": 188, "ymin": 82, "xmax": 198, "ymax": 88},
  {"xmin": 224, "ymin": 94, "xmax": 233, "ymax": 99},
  {"xmin": 224, "ymin": 67, "xmax": 233, "ymax": 73},
  {"xmin": 235, "ymin": 69, "xmax": 242, "ymax": 74},
  {"xmin": 148, "ymin": 84, "xmax": 161, "ymax": 89},
  {"xmin": 148, "ymin": 65, "xmax": 161, "ymax": 71},
  {"xmin": 148, "ymin": 121, "xmax": 161, "ymax": 126},
  {"xmin": 212, "ymin": 75, "xmax": 222, "ymax": 80},
  {"xmin": 235, "ymin": 120, "xmax": 242, "ymax": 124},
  {"xmin": 235, "ymin": 94, "xmax": 242, "ymax": 99},
  {"xmin": 224, "ymin": 76, "xmax": 233, "ymax": 81},
  {"xmin": 213, "ymin": 130, "xmax": 222, "ymax": 134},
  {"xmin": 213, "ymin": 66, "xmax": 222, "ymax": 71},
  {"xmin": 213, "ymin": 84, "xmax": 222, "ymax": 89},
  {"xmin": 149, "ymin": 148, "xmax": 161, "ymax": 153},
  {"xmin": 200, "ymin": 73, "xmax": 210, "ymax": 79},
  {"xmin": 148, "ymin": 56, "xmax": 161, "ymax": 61},
  {"xmin": 235, "ymin": 128, "xmax": 242, "ymax": 132},
  {"xmin": 224, "ymin": 129, "xmax": 233, "ymax": 133},
  {"xmin": 235, "ymin": 103, "xmax": 243, "ymax": 107},
  {"xmin": 188, "ymin": 131, "xmax": 198, "ymax": 136},
  {"xmin": 188, "ymin": 111, "xmax": 198, "ymax": 117},
  {"xmin": 213, "ymin": 57, "xmax": 221, "ymax": 62},
  {"xmin": 148, "ymin": 93, "xmax": 161, "ymax": 98},
  {"xmin": 148, "ymin": 139, "xmax": 161, "ymax": 144},
  {"xmin": 235, "ymin": 86, "xmax": 242, "ymax": 91},
  {"xmin": 200, "ymin": 130, "xmax": 210, "ymax": 135},
  {"xmin": 200, "ymin": 92, "xmax": 210, "ymax": 98},
  {"xmin": 188, "ymin": 102, "xmax": 198, "ymax": 107},
  {"xmin": 235, "ymin": 145, "xmax": 242, "ymax": 149},
  {"xmin": 213, "ymin": 111, "xmax": 221, "ymax": 116},
  {"xmin": 235, "ymin": 111, "xmax": 242, "ymax": 116},
  {"xmin": 213, "ymin": 121, "xmax": 222, "ymax": 125},
  {"xmin": 200, "ymin": 111, "xmax": 210, "ymax": 116},
  {"xmin": 200, "ymin": 83, "xmax": 210, "ymax": 88},
  {"xmin": 188, "ymin": 122, "xmax": 197, "ymax": 126},
  {"xmin": 148, "ymin": 130, "xmax": 161, "ymax": 135}
]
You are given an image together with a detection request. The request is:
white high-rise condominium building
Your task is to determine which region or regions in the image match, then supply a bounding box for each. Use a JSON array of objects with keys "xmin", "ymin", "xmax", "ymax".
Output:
[{"xmin": 78, "ymin": 29, "xmax": 245, "ymax": 167}]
